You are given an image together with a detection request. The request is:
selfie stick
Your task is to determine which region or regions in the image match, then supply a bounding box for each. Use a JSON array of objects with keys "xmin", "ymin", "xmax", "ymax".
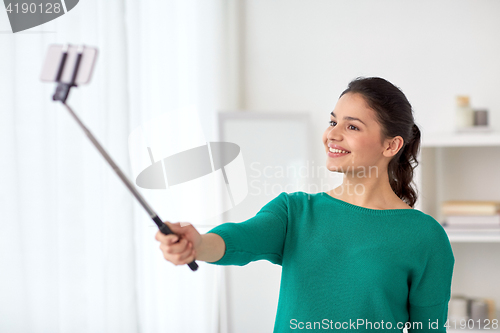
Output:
[{"xmin": 51, "ymin": 44, "xmax": 199, "ymax": 271}]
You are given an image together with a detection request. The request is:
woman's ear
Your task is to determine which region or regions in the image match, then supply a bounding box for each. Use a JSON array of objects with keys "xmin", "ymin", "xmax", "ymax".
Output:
[{"xmin": 383, "ymin": 136, "xmax": 405, "ymax": 157}]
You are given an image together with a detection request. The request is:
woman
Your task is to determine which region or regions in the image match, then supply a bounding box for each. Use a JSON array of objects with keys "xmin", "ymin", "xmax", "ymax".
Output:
[{"xmin": 155, "ymin": 77, "xmax": 455, "ymax": 333}]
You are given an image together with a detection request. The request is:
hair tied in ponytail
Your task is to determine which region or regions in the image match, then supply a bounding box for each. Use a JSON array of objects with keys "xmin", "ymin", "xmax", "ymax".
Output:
[{"xmin": 412, "ymin": 124, "xmax": 419, "ymax": 138}]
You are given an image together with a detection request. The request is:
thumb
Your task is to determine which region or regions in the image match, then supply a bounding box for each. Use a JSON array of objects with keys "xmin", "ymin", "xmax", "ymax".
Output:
[{"xmin": 163, "ymin": 221, "xmax": 187, "ymax": 234}]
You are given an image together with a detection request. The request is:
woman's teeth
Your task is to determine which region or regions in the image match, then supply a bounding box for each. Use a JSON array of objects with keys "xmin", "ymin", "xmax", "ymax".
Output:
[{"xmin": 329, "ymin": 148, "xmax": 350, "ymax": 154}]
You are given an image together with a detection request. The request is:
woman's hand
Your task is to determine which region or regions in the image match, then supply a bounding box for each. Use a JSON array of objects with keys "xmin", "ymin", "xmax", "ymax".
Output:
[{"xmin": 155, "ymin": 221, "xmax": 202, "ymax": 266}]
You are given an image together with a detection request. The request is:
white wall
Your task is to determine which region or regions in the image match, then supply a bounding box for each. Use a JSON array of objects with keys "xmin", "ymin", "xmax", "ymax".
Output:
[
  {"xmin": 222, "ymin": 1, "xmax": 500, "ymax": 332},
  {"xmin": 241, "ymin": 0, "xmax": 500, "ymax": 165}
]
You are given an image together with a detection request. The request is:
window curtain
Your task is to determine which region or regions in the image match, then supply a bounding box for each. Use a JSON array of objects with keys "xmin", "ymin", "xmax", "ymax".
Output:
[{"xmin": 0, "ymin": 0, "xmax": 228, "ymax": 332}]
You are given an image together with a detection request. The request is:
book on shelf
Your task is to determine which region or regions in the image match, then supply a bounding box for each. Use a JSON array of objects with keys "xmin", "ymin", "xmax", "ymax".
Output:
[
  {"xmin": 445, "ymin": 214, "xmax": 500, "ymax": 226},
  {"xmin": 441, "ymin": 200, "xmax": 500, "ymax": 216},
  {"xmin": 443, "ymin": 220, "xmax": 500, "ymax": 233},
  {"xmin": 444, "ymin": 226, "xmax": 500, "ymax": 233},
  {"xmin": 443, "ymin": 215, "xmax": 500, "ymax": 232}
]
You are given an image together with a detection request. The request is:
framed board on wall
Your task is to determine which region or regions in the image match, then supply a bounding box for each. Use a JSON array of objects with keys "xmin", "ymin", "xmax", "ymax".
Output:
[{"xmin": 216, "ymin": 111, "xmax": 312, "ymax": 333}]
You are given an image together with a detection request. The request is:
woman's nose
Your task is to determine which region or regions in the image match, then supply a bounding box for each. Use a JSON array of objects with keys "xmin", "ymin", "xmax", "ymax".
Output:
[{"xmin": 327, "ymin": 125, "xmax": 343, "ymax": 140}]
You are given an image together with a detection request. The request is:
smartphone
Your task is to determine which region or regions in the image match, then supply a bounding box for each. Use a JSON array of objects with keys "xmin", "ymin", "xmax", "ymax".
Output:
[{"xmin": 40, "ymin": 45, "xmax": 98, "ymax": 85}]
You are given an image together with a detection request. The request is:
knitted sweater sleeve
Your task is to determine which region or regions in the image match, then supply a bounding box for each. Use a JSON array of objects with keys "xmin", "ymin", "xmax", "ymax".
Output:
[
  {"xmin": 408, "ymin": 220, "xmax": 455, "ymax": 332},
  {"xmin": 205, "ymin": 192, "xmax": 289, "ymax": 266}
]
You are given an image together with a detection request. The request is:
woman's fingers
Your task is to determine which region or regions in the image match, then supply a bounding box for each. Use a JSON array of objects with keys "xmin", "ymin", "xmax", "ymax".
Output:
[
  {"xmin": 160, "ymin": 239, "xmax": 195, "ymax": 265},
  {"xmin": 176, "ymin": 243, "xmax": 195, "ymax": 264},
  {"xmin": 155, "ymin": 221, "xmax": 201, "ymax": 266},
  {"xmin": 174, "ymin": 243, "xmax": 196, "ymax": 265},
  {"xmin": 159, "ymin": 240, "xmax": 195, "ymax": 265},
  {"xmin": 180, "ymin": 248, "xmax": 197, "ymax": 265},
  {"xmin": 163, "ymin": 237, "xmax": 189, "ymax": 254}
]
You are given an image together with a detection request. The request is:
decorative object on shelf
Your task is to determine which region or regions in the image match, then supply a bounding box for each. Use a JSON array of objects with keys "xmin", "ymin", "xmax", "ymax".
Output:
[
  {"xmin": 473, "ymin": 109, "xmax": 489, "ymax": 127},
  {"xmin": 484, "ymin": 298, "xmax": 497, "ymax": 323},
  {"xmin": 441, "ymin": 200, "xmax": 500, "ymax": 231},
  {"xmin": 455, "ymin": 95, "xmax": 474, "ymax": 131},
  {"xmin": 470, "ymin": 299, "xmax": 489, "ymax": 323},
  {"xmin": 449, "ymin": 295, "xmax": 469, "ymax": 322},
  {"xmin": 448, "ymin": 295, "xmax": 497, "ymax": 323}
]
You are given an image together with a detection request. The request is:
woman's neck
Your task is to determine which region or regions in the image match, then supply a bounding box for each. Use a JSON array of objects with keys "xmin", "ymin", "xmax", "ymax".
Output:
[{"xmin": 327, "ymin": 173, "xmax": 408, "ymax": 210}]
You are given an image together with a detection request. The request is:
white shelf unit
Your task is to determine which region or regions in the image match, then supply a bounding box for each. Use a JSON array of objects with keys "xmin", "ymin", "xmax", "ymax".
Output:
[
  {"xmin": 415, "ymin": 130, "xmax": 500, "ymax": 243},
  {"xmin": 414, "ymin": 130, "xmax": 500, "ymax": 322},
  {"xmin": 421, "ymin": 131, "xmax": 500, "ymax": 148},
  {"xmin": 443, "ymin": 230, "xmax": 500, "ymax": 243}
]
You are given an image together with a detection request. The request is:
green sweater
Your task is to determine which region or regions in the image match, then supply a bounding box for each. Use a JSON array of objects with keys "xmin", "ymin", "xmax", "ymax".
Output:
[{"xmin": 207, "ymin": 191, "xmax": 455, "ymax": 332}]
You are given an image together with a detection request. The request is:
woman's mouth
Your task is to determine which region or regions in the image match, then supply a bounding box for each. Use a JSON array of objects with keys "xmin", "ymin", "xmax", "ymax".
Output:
[{"xmin": 327, "ymin": 147, "xmax": 351, "ymax": 157}]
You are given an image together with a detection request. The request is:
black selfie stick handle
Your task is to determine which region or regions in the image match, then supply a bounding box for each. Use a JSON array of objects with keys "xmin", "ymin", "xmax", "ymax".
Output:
[{"xmin": 154, "ymin": 216, "xmax": 199, "ymax": 271}]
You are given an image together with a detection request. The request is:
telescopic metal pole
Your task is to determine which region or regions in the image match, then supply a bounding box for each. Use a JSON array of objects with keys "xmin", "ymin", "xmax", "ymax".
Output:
[{"xmin": 51, "ymin": 44, "xmax": 198, "ymax": 271}]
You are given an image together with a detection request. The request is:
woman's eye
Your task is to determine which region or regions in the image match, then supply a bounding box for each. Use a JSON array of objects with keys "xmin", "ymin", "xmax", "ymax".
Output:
[{"xmin": 329, "ymin": 120, "xmax": 358, "ymax": 131}]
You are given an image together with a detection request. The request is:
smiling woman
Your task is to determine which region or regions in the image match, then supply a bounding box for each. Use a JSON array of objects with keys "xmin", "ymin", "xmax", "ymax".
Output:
[
  {"xmin": 323, "ymin": 77, "xmax": 421, "ymax": 210},
  {"xmin": 155, "ymin": 77, "xmax": 454, "ymax": 333}
]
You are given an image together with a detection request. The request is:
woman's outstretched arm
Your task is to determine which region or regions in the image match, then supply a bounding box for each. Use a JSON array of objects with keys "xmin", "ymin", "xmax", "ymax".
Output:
[
  {"xmin": 156, "ymin": 192, "xmax": 289, "ymax": 267},
  {"xmin": 196, "ymin": 233, "xmax": 226, "ymax": 263}
]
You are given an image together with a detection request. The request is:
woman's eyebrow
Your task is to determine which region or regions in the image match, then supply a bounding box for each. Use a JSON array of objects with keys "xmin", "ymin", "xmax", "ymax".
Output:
[{"xmin": 331, "ymin": 111, "xmax": 366, "ymax": 126}]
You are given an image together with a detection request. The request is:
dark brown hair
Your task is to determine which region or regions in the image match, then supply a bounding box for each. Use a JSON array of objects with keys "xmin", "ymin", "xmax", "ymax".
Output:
[{"xmin": 340, "ymin": 77, "xmax": 421, "ymax": 208}]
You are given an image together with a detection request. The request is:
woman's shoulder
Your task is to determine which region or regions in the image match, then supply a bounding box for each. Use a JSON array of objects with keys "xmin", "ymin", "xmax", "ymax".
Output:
[{"xmin": 409, "ymin": 211, "xmax": 452, "ymax": 245}]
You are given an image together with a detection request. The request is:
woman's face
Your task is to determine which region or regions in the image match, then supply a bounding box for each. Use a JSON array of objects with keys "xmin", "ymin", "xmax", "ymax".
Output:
[{"xmin": 322, "ymin": 92, "xmax": 391, "ymax": 175}]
